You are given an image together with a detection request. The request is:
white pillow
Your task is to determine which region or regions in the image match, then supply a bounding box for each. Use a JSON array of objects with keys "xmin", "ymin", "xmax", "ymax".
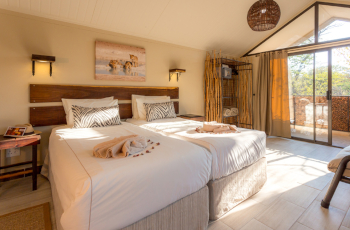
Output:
[
  {"xmin": 62, "ymin": 97, "xmax": 116, "ymax": 126},
  {"xmin": 136, "ymin": 96, "xmax": 170, "ymax": 120},
  {"xmin": 132, "ymin": 95, "xmax": 170, "ymax": 119},
  {"xmin": 131, "ymin": 95, "xmax": 145, "ymax": 119}
]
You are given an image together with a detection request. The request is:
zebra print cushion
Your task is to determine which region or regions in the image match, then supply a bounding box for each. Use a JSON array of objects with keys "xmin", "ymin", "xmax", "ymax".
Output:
[
  {"xmin": 72, "ymin": 105, "xmax": 121, "ymax": 128},
  {"xmin": 143, "ymin": 101, "xmax": 177, "ymax": 122}
]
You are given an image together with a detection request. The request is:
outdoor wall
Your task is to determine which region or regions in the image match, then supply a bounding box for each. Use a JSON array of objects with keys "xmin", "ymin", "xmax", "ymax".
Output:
[{"xmin": 292, "ymin": 96, "xmax": 350, "ymax": 132}]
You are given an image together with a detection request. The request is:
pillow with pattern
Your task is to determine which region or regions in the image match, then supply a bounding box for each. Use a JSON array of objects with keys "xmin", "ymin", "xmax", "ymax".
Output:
[
  {"xmin": 143, "ymin": 101, "xmax": 177, "ymax": 122},
  {"xmin": 72, "ymin": 105, "xmax": 121, "ymax": 128}
]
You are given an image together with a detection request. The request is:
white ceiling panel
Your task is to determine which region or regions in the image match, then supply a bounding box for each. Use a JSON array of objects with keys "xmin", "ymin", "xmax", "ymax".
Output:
[
  {"xmin": 95, "ymin": 0, "xmax": 112, "ymax": 26},
  {"xmin": 68, "ymin": 0, "xmax": 80, "ymax": 19},
  {"xmin": 76, "ymin": 0, "xmax": 88, "ymax": 22},
  {"xmin": 19, "ymin": 0, "xmax": 30, "ymax": 9},
  {"xmin": 103, "ymin": 0, "xmax": 121, "ymax": 29},
  {"xmin": 8, "ymin": 0, "xmax": 19, "ymax": 8},
  {"xmin": 40, "ymin": 0, "xmax": 50, "ymax": 15},
  {"xmin": 50, "ymin": 0, "xmax": 60, "ymax": 16},
  {"xmin": 2, "ymin": 0, "xmax": 350, "ymax": 56},
  {"xmin": 84, "ymin": 0, "xmax": 97, "ymax": 23},
  {"xmin": 30, "ymin": 0, "xmax": 40, "ymax": 11},
  {"xmin": 109, "ymin": 0, "xmax": 171, "ymax": 36},
  {"xmin": 59, "ymin": 0, "xmax": 71, "ymax": 18}
]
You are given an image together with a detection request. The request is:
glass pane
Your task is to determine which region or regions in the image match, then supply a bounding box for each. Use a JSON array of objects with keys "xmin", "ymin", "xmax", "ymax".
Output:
[
  {"xmin": 315, "ymin": 51, "xmax": 329, "ymax": 143},
  {"xmin": 288, "ymin": 53, "xmax": 314, "ymax": 140},
  {"xmin": 250, "ymin": 7, "xmax": 315, "ymax": 55},
  {"xmin": 319, "ymin": 5, "xmax": 350, "ymax": 43},
  {"xmin": 332, "ymin": 46, "xmax": 350, "ymax": 147}
]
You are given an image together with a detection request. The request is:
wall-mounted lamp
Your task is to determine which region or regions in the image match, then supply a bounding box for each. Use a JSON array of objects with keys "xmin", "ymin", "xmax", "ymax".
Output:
[
  {"xmin": 169, "ymin": 69, "xmax": 186, "ymax": 82},
  {"xmin": 32, "ymin": 54, "xmax": 56, "ymax": 76}
]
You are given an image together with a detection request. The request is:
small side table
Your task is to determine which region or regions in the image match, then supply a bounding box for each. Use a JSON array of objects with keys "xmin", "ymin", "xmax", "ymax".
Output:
[
  {"xmin": 0, "ymin": 133, "xmax": 41, "ymax": 190},
  {"xmin": 178, "ymin": 114, "xmax": 205, "ymax": 122}
]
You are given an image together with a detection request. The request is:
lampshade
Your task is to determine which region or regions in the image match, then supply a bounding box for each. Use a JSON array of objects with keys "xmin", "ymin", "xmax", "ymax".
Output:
[{"xmin": 247, "ymin": 0, "xmax": 281, "ymax": 31}]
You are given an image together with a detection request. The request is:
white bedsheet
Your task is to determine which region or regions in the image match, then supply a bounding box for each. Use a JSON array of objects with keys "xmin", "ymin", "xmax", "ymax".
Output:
[
  {"xmin": 126, "ymin": 118, "xmax": 266, "ymax": 180},
  {"xmin": 49, "ymin": 122, "xmax": 211, "ymax": 230}
]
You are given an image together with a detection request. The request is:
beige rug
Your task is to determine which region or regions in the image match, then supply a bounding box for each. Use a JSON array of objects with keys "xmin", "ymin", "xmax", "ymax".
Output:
[{"xmin": 0, "ymin": 203, "xmax": 51, "ymax": 230}]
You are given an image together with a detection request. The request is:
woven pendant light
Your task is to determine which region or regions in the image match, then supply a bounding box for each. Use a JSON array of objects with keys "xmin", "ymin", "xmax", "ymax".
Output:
[{"xmin": 247, "ymin": 0, "xmax": 281, "ymax": 31}]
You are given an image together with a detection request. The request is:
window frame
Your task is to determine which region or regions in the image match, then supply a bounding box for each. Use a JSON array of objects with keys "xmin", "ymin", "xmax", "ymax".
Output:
[{"xmin": 243, "ymin": 1, "xmax": 350, "ymax": 57}]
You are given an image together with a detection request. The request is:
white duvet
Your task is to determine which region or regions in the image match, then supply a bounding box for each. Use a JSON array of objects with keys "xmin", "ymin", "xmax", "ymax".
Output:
[
  {"xmin": 126, "ymin": 118, "xmax": 266, "ymax": 180},
  {"xmin": 49, "ymin": 122, "xmax": 211, "ymax": 230}
]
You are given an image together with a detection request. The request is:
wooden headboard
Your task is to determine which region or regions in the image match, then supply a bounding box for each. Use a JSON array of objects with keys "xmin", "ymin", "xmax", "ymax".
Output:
[{"xmin": 30, "ymin": 84, "xmax": 179, "ymax": 127}]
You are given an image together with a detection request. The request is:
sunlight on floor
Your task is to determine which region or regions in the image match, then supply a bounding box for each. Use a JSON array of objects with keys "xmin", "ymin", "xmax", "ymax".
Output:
[
  {"xmin": 209, "ymin": 137, "xmax": 349, "ymax": 230},
  {"xmin": 0, "ymin": 137, "xmax": 348, "ymax": 230},
  {"xmin": 291, "ymin": 125, "xmax": 350, "ymax": 148}
]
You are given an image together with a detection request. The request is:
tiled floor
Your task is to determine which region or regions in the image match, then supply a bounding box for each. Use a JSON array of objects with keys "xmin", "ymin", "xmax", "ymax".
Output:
[
  {"xmin": 0, "ymin": 137, "xmax": 348, "ymax": 230},
  {"xmin": 0, "ymin": 175, "xmax": 56, "ymax": 229},
  {"xmin": 210, "ymin": 137, "xmax": 348, "ymax": 230}
]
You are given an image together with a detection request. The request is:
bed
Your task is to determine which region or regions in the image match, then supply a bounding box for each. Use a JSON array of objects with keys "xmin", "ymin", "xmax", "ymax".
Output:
[
  {"xmin": 126, "ymin": 117, "xmax": 267, "ymax": 220},
  {"xmin": 30, "ymin": 84, "xmax": 213, "ymax": 230},
  {"xmin": 47, "ymin": 123, "xmax": 211, "ymax": 230}
]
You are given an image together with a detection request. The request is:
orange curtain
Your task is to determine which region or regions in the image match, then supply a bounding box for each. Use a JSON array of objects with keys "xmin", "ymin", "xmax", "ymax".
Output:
[{"xmin": 255, "ymin": 51, "xmax": 291, "ymax": 138}]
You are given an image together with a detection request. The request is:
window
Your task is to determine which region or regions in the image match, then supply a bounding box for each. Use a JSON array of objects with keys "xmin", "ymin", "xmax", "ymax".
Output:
[{"xmin": 245, "ymin": 2, "xmax": 350, "ymax": 56}]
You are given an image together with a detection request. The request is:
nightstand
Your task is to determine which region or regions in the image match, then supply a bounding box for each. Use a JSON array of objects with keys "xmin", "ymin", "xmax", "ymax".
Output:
[
  {"xmin": 0, "ymin": 132, "xmax": 41, "ymax": 190},
  {"xmin": 178, "ymin": 114, "xmax": 205, "ymax": 122}
]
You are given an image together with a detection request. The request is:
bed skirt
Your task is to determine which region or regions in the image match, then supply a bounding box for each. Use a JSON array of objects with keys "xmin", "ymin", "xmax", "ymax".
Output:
[
  {"xmin": 208, "ymin": 157, "xmax": 267, "ymax": 220},
  {"xmin": 122, "ymin": 186, "xmax": 209, "ymax": 230},
  {"xmin": 49, "ymin": 163, "xmax": 209, "ymax": 230}
]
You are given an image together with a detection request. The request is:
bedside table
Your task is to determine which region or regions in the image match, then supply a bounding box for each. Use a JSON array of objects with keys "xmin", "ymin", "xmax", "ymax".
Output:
[
  {"xmin": 178, "ymin": 114, "xmax": 205, "ymax": 122},
  {"xmin": 0, "ymin": 132, "xmax": 41, "ymax": 190}
]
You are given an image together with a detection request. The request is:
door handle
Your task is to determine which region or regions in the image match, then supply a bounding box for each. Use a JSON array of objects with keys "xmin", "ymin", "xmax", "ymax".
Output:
[{"xmin": 327, "ymin": 90, "xmax": 332, "ymax": 100}]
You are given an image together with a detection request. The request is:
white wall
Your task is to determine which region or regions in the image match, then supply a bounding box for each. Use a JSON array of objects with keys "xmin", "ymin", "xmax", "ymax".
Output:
[{"xmin": 0, "ymin": 9, "xmax": 207, "ymax": 168}]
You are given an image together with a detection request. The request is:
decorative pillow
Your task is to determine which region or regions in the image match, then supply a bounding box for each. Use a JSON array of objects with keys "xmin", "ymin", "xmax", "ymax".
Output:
[
  {"xmin": 136, "ymin": 96, "xmax": 170, "ymax": 120},
  {"xmin": 143, "ymin": 102, "xmax": 177, "ymax": 122},
  {"xmin": 132, "ymin": 95, "xmax": 169, "ymax": 119},
  {"xmin": 62, "ymin": 97, "xmax": 116, "ymax": 127},
  {"xmin": 72, "ymin": 105, "xmax": 121, "ymax": 128}
]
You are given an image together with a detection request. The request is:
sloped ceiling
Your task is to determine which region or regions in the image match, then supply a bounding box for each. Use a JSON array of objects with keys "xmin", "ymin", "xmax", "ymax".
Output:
[{"xmin": 1, "ymin": 0, "xmax": 347, "ymax": 57}]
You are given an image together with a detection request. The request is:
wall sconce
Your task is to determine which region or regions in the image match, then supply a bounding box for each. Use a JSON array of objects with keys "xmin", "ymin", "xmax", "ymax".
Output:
[
  {"xmin": 169, "ymin": 69, "xmax": 186, "ymax": 82},
  {"xmin": 32, "ymin": 54, "xmax": 56, "ymax": 76}
]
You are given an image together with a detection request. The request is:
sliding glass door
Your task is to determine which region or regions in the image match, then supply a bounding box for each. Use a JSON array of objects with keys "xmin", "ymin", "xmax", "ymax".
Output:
[
  {"xmin": 289, "ymin": 45, "xmax": 350, "ymax": 147},
  {"xmin": 289, "ymin": 53, "xmax": 315, "ymax": 141},
  {"xmin": 331, "ymin": 47, "xmax": 350, "ymax": 147},
  {"xmin": 315, "ymin": 51, "xmax": 330, "ymax": 143},
  {"xmin": 288, "ymin": 50, "xmax": 332, "ymax": 145}
]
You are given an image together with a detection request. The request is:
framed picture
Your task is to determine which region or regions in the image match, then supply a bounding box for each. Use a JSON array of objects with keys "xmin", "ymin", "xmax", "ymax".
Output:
[
  {"xmin": 4, "ymin": 127, "xmax": 27, "ymax": 137},
  {"xmin": 95, "ymin": 41, "xmax": 146, "ymax": 82}
]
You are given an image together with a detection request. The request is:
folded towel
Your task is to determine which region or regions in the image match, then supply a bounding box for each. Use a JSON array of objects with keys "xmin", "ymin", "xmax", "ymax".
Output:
[
  {"xmin": 203, "ymin": 121, "xmax": 220, "ymax": 132},
  {"xmin": 223, "ymin": 108, "xmax": 231, "ymax": 117},
  {"xmin": 230, "ymin": 108, "xmax": 239, "ymax": 116},
  {"xmin": 199, "ymin": 122, "xmax": 240, "ymax": 134},
  {"xmin": 213, "ymin": 126, "xmax": 230, "ymax": 133},
  {"xmin": 93, "ymin": 135, "xmax": 147, "ymax": 158}
]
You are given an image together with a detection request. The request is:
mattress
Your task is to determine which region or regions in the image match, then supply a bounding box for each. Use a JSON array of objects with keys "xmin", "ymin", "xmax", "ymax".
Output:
[
  {"xmin": 126, "ymin": 118, "xmax": 266, "ymax": 180},
  {"xmin": 48, "ymin": 122, "xmax": 211, "ymax": 230}
]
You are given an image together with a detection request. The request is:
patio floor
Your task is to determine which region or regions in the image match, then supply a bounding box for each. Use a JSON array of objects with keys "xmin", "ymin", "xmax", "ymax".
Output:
[{"xmin": 291, "ymin": 125, "xmax": 350, "ymax": 148}]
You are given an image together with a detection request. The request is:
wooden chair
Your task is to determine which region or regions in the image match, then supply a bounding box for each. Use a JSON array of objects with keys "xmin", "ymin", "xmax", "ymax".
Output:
[{"xmin": 321, "ymin": 147, "xmax": 350, "ymax": 209}]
